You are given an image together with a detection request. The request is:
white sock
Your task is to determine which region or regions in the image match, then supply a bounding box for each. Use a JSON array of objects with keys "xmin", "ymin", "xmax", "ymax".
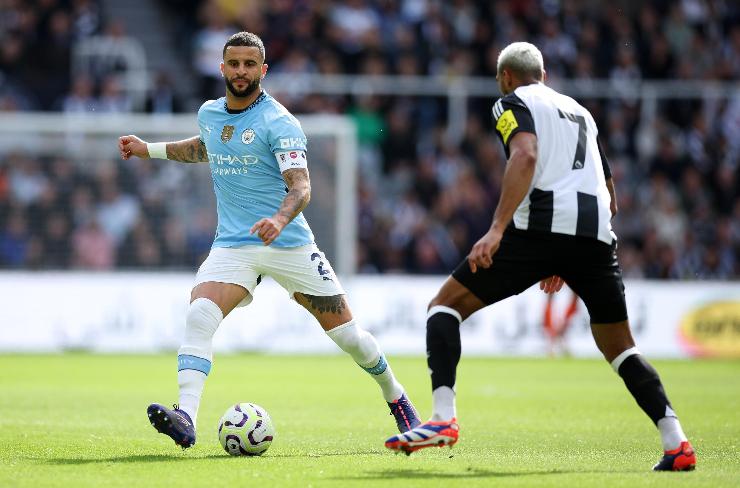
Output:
[
  {"xmin": 657, "ymin": 409, "xmax": 688, "ymax": 451},
  {"xmin": 432, "ymin": 386, "xmax": 456, "ymax": 421},
  {"xmin": 326, "ymin": 320, "xmax": 404, "ymax": 402},
  {"xmin": 178, "ymin": 369, "xmax": 206, "ymax": 426},
  {"xmin": 369, "ymin": 356, "xmax": 406, "ymax": 403},
  {"xmin": 177, "ymin": 297, "xmax": 223, "ymax": 428}
]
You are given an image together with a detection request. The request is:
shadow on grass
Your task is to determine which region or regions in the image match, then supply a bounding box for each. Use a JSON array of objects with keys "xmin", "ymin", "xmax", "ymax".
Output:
[
  {"xmin": 44, "ymin": 454, "xmax": 225, "ymax": 465},
  {"xmin": 270, "ymin": 449, "xmax": 385, "ymax": 459},
  {"xmin": 335, "ymin": 467, "xmax": 639, "ymax": 480},
  {"xmin": 42, "ymin": 449, "xmax": 385, "ymax": 465}
]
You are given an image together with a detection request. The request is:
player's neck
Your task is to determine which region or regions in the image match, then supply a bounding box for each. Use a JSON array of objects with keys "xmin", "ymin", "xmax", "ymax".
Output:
[
  {"xmin": 225, "ymin": 88, "xmax": 262, "ymax": 111},
  {"xmin": 513, "ymin": 80, "xmax": 542, "ymax": 91}
]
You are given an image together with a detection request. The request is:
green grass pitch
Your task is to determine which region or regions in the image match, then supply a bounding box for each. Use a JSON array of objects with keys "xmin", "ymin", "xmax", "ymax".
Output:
[{"xmin": 0, "ymin": 354, "xmax": 738, "ymax": 487}]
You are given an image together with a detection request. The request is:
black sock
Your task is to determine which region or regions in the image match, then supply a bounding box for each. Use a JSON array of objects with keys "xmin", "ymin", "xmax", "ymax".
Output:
[
  {"xmin": 427, "ymin": 311, "xmax": 462, "ymax": 390},
  {"xmin": 617, "ymin": 354, "xmax": 672, "ymax": 425}
]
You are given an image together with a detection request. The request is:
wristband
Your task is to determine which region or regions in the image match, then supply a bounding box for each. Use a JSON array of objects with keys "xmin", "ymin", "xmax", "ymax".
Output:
[{"xmin": 147, "ymin": 142, "xmax": 168, "ymax": 159}]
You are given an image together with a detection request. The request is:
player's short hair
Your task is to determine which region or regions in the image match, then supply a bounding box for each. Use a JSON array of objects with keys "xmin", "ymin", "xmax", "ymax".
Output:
[
  {"xmin": 497, "ymin": 42, "xmax": 544, "ymax": 81},
  {"xmin": 223, "ymin": 31, "xmax": 266, "ymax": 61}
]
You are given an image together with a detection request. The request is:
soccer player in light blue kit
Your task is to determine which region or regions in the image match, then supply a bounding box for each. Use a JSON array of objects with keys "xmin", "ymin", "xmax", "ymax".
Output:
[{"xmin": 118, "ymin": 31, "xmax": 419, "ymax": 449}]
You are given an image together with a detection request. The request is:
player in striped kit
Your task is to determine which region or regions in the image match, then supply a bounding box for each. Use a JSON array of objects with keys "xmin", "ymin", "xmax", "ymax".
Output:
[
  {"xmin": 385, "ymin": 42, "xmax": 695, "ymax": 472},
  {"xmin": 118, "ymin": 31, "xmax": 419, "ymax": 449}
]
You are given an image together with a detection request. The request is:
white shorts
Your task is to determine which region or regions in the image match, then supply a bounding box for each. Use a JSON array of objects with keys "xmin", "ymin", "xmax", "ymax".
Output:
[{"xmin": 194, "ymin": 244, "xmax": 345, "ymax": 307}]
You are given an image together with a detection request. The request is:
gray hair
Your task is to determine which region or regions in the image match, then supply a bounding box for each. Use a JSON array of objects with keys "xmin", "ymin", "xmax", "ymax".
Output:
[{"xmin": 497, "ymin": 42, "xmax": 544, "ymax": 80}]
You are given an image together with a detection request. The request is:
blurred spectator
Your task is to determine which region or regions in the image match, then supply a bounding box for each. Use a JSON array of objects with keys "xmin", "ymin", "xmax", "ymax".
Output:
[
  {"xmin": 719, "ymin": 25, "xmax": 740, "ymax": 80},
  {"xmin": 72, "ymin": 218, "xmax": 115, "ymax": 269},
  {"xmin": 118, "ymin": 217, "xmax": 163, "ymax": 268},
  {"xmin": 42, "ymin": 212, "xmax": 72, "ymax": 268},
  {"xmin": 327, "ymin": 0, "xmax": 381, "ymax": 72},
  {"xmin": 8, "ymin": 155, "xmax": 47, "ymax": 205},
  {"xmin": 145, "ymin": 72, "xmax": 183, "ymax": 114},
  {"xmin": 664, "ymin": 4, "xmax": 694, "ymax": 58},
  {"xmin": 0, "ymin": 212, "xmax": 29, "ymax": 267},
  {"xmin": 71, "ymin": 0, "xmax": 103, "ymax": 39},
  {"xmin": 712, "ymin": 163, "xmax": 738, "ymax": 216},
  {"xmin": 649, "ymin": 137, "xmax": 688, "ymax": 184},
  {"xmin": 537, "ymin": 17, "xmax": 577, "ymax": 78},
  {"xmin": 161, "ymin": 217, "xmax": 193, "ymax": 267},
  {"xmin": 350, "ymin": 95, "xmax": 386, "ymax": 183},
  {"xmin": 70, "ymin": 186, "xmax": 97, "ymax": 228},
  {"xmin": 192, "ymin": 1, "xmax": 234, "ymax": 99},
  {"xmin": 85, "ymin": 20, "xmax": 134, "ymax": 78},
  {"xmin": 96, "ymin": 180, "xmax": 140, "ymax": 245},
  {"xmin": 98, "ymin": 75, "xmax": 132, "ymax": 113},
  {"xmin": 0, "ymin": 0, "xmax": 737, "ymax": 280},
  {"xmin": 60, "ymin": 76, "xmax": 98, "ymax": 113},
  {"xmin": 30, "ymin": 9, "xmax": 74, "ymax": 109}
]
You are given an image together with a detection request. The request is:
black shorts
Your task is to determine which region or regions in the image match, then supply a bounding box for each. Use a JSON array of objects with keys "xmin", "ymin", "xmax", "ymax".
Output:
[{"xmin": 452, "ymin": 227, "xmax": 628, "ymax": 323}]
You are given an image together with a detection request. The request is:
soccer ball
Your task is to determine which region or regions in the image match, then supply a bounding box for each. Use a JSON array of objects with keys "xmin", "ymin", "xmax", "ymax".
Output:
[{"xmin": 217, "ymin": 403, "xmax": 275, "ymax": 456}]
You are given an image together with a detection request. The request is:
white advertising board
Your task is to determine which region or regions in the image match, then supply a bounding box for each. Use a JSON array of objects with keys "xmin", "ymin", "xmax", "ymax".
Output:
[{"xmin": 0, "ymin": 273, "xmax": 738, "ymax": 358}]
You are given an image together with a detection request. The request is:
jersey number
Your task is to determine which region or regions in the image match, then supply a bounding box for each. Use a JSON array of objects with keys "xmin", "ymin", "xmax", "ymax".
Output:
[
  {"xmin": 558, "ymin": 109, "xmax": 587, "ymax": 170},
  {"xmin": 311, "ymin": 252, "xmax": 333, "ymax": 281}
]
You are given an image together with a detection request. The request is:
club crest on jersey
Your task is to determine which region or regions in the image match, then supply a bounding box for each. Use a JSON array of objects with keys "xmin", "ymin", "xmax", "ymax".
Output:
[
  {"xmin": 221, "ymin": 125, "xmax": 235, "ymax": 143},
  {"xmin": 241, "ymin": 129, "xmax": 255, "ymax": 144}
]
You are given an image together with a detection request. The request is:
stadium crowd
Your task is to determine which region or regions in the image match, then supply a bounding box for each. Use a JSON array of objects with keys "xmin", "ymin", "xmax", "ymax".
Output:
[{"xmin": 0, "ymin": 0, "xmax": 738, "ymax": 278}]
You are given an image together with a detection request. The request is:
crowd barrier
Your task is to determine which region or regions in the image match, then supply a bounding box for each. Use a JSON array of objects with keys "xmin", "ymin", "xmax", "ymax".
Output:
[{"xmin": 1, "ymin": 273, "xmax": 737, "ymax": 358}]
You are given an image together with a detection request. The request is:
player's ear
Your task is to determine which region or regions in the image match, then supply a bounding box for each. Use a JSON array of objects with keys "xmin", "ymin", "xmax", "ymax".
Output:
[
  {"xmin": 261, "ymin": 63, "xmax": 268, "ymax": 78},
  {"xmin": 542, "ymin": 69, "xmax": 547, "ymax": 82},
  {"xmin": 502, "ymin": 68, "xmax": 511, "ymax": 90},
  {"xmin": 220, "ymin": 62, "xmax": 225, "ymax": 77}
]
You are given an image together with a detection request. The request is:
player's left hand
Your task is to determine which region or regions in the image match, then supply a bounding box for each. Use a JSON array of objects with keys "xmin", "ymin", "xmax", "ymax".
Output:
[
  {"xmin": 250, "ymin": 217, "xmax": 286, "ymax": 245},
  {"xmin": 468, "ymin": 229, "xmax": 503, "ymax": 273}
]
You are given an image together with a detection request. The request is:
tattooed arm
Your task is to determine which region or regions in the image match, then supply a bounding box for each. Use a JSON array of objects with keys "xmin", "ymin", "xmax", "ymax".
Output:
[
  {"xmin": 250, "ymin": 168, "xmax": 311, "ymax": 245},
  {"xmin": 166, "ymin": 136, "xmax": 208, "ymax": 163},
  {"xmin": 275, "ymin": 168, "xmax": 311, "ymax": 225},
  {"xmin": 118, "ymin": 135, "xmax": 208, "ymax": 163}
]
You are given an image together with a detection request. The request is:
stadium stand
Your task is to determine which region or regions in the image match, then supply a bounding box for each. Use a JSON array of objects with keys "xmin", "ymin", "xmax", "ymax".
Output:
[{"xmin": 0, "ymin": 0, "xmax": 737, "ymax": 278}]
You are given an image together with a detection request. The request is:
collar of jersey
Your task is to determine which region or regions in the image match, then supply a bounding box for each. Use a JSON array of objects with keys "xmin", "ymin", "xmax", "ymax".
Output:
[{"xmin": 224, "ymin": 90, "xmax": 266, "ymax": 114}]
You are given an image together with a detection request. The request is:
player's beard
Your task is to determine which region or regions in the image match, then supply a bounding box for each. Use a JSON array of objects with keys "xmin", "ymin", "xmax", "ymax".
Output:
[{"xmin": 225, "ymin": 76, "xmax": 260, "ymax": 98}]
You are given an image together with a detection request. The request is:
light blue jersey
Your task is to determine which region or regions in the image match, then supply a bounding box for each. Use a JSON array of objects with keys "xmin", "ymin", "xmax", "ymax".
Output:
[{"xmin": 197, "ymin": 91, "xmax": 314, "ymax": 248}]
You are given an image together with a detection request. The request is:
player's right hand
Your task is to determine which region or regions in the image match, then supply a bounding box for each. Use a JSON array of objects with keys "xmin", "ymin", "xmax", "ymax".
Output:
[
  {"xmin": 539, "ymin": 276, "xmax": 565, "ymax": 294},
  {"xmin": 250, "ymin": 216, "xmax": 286, "ymax": 246},
  {"xmin": 467, "ymin": 229, "xmax": 502, "ymax": 273},
  {"xmin": 118, "ymin": 135, "xmax": 149, "ymax": 160}
]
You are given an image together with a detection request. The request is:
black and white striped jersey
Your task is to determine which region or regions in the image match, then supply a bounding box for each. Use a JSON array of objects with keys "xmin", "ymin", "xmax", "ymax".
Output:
[{"xmin": 492, "ymin": 83, "xmax": 616, "ymax": 244}]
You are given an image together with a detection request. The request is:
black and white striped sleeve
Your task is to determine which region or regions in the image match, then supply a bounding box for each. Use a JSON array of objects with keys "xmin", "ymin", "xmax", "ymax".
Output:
[
  {"xmin": 492, "ymin": 93, "xmax": 536, "ymax": 153},
  {"xmin": 597, "ymin": 137, "xmax": 612, "ymax": 179}
]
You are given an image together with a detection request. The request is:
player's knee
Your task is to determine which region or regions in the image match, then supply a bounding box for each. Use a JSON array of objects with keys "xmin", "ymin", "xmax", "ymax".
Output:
[
  {"xmin": 427, "ymin": 294, "xmax": 445, "ymax": 312},
  {"xmin": 427, "ymin": 291, "xmax": 478, "ymax": 321},
  {"xmin": 346, "ymin": 326, "xmax": 380, "ymax": 365},
  {"xmin": 183, "ymin": 297, "xmax": 223, "ymax": 345},
  {"xmin": 333, "ymin": 322, "xmax": 361, "ymax": 351},
  {"xmin": 356, "ymin": 327, "xmax": 380, "ymax": 357},
  {"xmin": 326, "ymin": 320, "xmax": 379, "ymax": 365},
  {"xmin": 592, "ymin": 320, "xmax": 633, "ymax": 359},
  {"xmin": 427, "ymin": 304, "xmax": 462, "ymax": 326}
]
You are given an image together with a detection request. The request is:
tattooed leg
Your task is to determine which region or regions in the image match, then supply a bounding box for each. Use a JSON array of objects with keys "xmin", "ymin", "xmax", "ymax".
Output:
[
  {"xmin": 294, "ymin": 293, "xmax": 351, "ymax": 330},
  {"xmin": 295, "ymin": 292, "xmax": 406, "ymax": 404}
]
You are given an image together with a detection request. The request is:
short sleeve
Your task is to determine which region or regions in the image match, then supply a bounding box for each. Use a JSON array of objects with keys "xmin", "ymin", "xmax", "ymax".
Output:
[
  {"xmin": 197, "ymin": 100, "xmax": 214, "ymax": 145},
  {"xmin": 597, "ymin": 137, "xmax": 612, "ymax": 179},
  {"xmin": 268, "ymin": 115, "xmax": 308, "ymax": 154},
  {"xmin": 492, "ymin": 93, "xmax": 536, "ymax": 152}
]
